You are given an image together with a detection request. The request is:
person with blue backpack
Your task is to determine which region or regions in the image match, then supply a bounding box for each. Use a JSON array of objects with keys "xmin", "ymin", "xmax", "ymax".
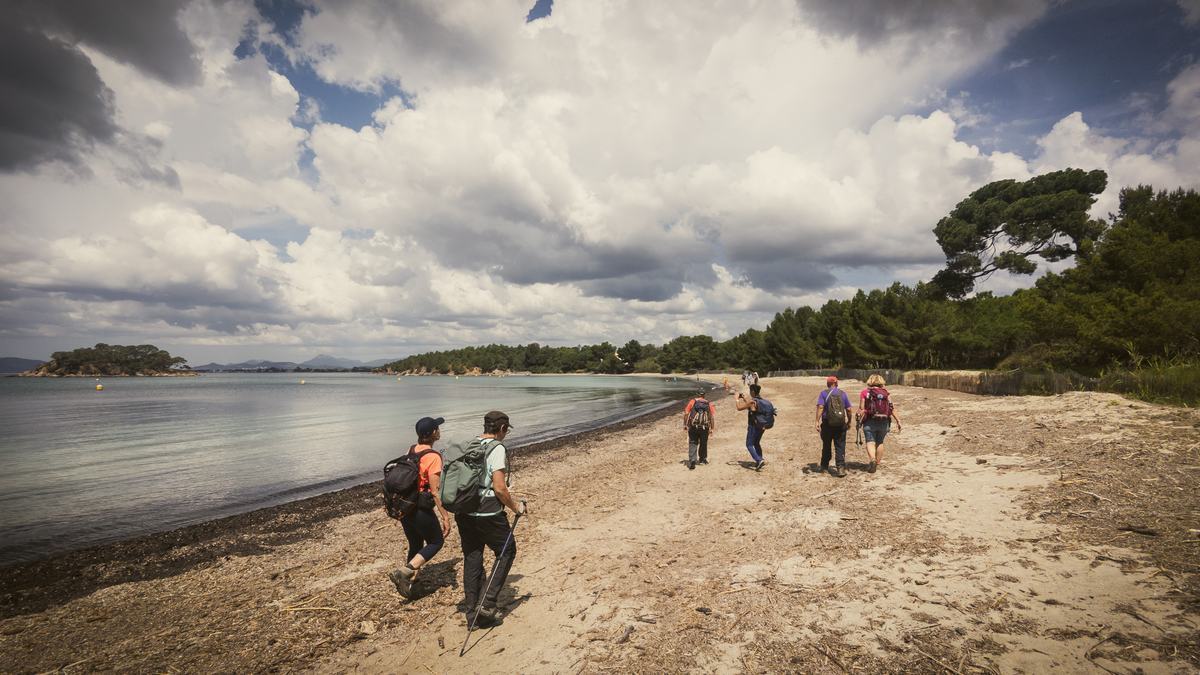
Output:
[{"xmin": 735, "ymin": 383, "xmax": 775, "ymax": 471}]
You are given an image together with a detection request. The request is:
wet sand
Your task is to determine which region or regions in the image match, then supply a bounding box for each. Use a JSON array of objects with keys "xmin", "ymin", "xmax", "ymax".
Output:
[{"xmin": 1, "ymin": 377, "xmax": 1197, "ymax": 673}]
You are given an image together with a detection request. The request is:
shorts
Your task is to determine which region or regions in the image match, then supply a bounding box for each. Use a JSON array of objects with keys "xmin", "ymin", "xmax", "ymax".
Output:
[{"xmin": 863, "ymin": 418, "xmax": 890, "ymax": 444}]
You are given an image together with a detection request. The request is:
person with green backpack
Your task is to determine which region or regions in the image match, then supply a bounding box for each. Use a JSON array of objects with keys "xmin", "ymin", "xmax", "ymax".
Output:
[
  {"xmin": 440, "ymin": 410, "xmax": 526, "ymax": 628},
  {"xmin": 814, "ymin": 376, "xmax": 853, "ymax": 477}
]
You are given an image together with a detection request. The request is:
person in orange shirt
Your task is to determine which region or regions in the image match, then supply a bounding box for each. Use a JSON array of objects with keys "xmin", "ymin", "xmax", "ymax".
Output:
[
  {"xmin": 389, "ymin": 416, "xmax": 452, "ymax": 599},
  {"xmin": 683, "ymin": 390, "xmax": 716, "ymax": 470}
]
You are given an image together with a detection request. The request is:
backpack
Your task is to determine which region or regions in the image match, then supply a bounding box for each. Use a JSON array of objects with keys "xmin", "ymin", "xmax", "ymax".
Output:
[
  {"xmin": 439, "ymin": 438, "xmax": 500, "ymax": 515},
  {"xmin": 382, "ymin": 446, "xmax": 434, "ymax": 520},
  {"xmin": 863, "ymin": 386, "xmax": 893, "ymax": 420},
  {"xmin": 687, "ymin": 399, "xmax": 712, "ymax": 430},
  {"xmin": 824, "ymin": 388, "xmax": 847, "ymax": 428},
  {"xmin": 752, "ymin": 398, "xmax": 776, "ymax": 429}
]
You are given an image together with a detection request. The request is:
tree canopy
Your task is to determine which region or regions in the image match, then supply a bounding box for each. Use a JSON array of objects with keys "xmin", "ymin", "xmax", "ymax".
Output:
[
  {"xmin": 931, "ymin": 168, "xmax": 1108, "ymax": 298},
  {"xmin": 37, "ymin": 343, "xmax": 189, "ymax": 376}
]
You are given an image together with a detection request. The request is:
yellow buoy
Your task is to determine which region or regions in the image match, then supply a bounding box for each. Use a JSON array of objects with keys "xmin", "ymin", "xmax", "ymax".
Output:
[{"xmin": 95, "ymin": 384, "xmax": 104, "ymax": 391}]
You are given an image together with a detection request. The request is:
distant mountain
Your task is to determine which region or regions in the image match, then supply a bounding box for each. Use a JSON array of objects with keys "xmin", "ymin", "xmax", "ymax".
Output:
[
  {"xmin": 300, "ymin": 354, "xmax": 363, "ymax": 368},
  {"xmin": 192, "ymin": 360, "xmax": 300, "ymax": 372},
  {"xmin": 191, "ymin": 355, "xmax": 400, "ymax": 372},
  {"xmin": 0, "ymin": 357, "xmax": 46, "ymax": 373}
]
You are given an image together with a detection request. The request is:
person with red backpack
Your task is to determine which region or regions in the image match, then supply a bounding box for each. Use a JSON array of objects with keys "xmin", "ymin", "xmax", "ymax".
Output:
[
  {"xmin": 683, "ymin": 390, "xmax": 716, "ymax": 470},
  {"xmin": 388, "ymin": 416, "xmax": 452, "ymax": 599},
  {"xmin": 856, "ymin": 374, "xmax": 903, "ymax": 473}
]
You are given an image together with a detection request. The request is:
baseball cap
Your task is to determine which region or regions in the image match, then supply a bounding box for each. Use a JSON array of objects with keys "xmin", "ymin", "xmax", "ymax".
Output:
[
  {"xmin": 484, "ymin": 410, "xmax": 513, "ymax": 428},
  {"xmin": 826, "ymin": 376, "xmax": 838, "ymax": 385},
  {"xmin": 415, "ymin": 416, "xmax": 444, "ymax": 436}
]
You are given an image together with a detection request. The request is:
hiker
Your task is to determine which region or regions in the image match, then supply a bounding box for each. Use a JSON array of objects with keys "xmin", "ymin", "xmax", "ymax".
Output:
[
  {"xmin": 456, "ymin": 411, "xmax": 526, "ymax": 628},
  {"xmin": 735, "ymin": 384, "xmax": 774, "ymax": 471},
  {"xmin": 750, "ymin": 371, "xmax": 760, "ymax": 387},
  {"xmin": 857, "ymin": 374, "xmax": 903, "ymax": 473},
  {"xmin": 814, "ymin": 376, "xmax": 853, "ymax": 477},
  {"xmin": 683, "ymin": 390, "xmax": 716, "ymax": 470},
  {"xmin": 389, "ymin": 416, "xmax": 452, "ymax": 599}
]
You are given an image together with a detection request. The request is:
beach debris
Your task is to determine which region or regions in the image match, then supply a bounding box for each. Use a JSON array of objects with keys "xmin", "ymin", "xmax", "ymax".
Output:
[
  {"xmin": 695, "ymin": 607, "xmax": 712, "ymax": 615},
  {"xmin": 358, "ymin": 620, "xmax": 377, "ymax": 635},
  {"xmin": 1117, "ymin": 525, "xmax": 1160, "ymax": 537}
]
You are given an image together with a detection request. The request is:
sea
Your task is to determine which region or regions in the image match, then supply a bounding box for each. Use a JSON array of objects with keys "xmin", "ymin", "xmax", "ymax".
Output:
[{"xmin": 0, "ymin": 373, "xmax": 700, "ymax": 566}]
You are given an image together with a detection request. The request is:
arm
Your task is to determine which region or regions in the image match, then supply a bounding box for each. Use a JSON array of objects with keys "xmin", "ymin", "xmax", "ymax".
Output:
[
  {"xmin": 734, "ymin": 394, "xmax": 754, "ymax": 411},
  {"xmin": 428, "ymin": 470, "xmax": 452, "ymax": 535},
  {"xmin": 814, "ymin": 404, "xmax": 824, "ymax": 433},
  {"xmin": 683, "ymin": 400, "xmax": 693, "ymax": 429},
  {"xmin": 491, "ymin": 470, "xmax": 525, "ymax": 515},
  {"xmin": 890, "ymin": 409, "xmax": 902, "ymax": 432}
]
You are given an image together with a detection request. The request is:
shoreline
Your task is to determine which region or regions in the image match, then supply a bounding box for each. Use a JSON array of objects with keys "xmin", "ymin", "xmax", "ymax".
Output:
[
  {"xmin": 0, "ymin": 385, "xmax": 719, "ymax": 619},
  {"xmin": 1, "ymin": 377, "xmax": 1195, "ymax": 672}
]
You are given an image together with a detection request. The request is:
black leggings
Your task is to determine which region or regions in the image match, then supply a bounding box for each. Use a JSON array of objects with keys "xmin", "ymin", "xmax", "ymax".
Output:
[{"xmin": 401, "ymin": 507, "xmax": 444, "ymax": 562}]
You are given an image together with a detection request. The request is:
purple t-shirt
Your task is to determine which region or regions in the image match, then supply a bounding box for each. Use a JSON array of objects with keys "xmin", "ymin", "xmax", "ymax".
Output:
[{"xmin": 816, "ymin": 388, "xmax": 852, "ymax": 419}]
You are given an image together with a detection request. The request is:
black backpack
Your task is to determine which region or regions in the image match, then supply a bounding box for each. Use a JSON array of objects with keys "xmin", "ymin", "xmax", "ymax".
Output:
[
  {"xmin": 383, "ymin": 446, "xmax": 434, "ymax": 519},
  {"xmin": 687, "ymin": 399, "xmax": 712, "ymax": 430},
  {"xmin": 824, "ymin": 388, "xmax": 847, "ymax": 428}
]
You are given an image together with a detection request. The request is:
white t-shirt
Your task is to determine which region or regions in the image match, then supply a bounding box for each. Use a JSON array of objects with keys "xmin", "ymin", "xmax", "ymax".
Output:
[{"xmin": 468, "ymin": 438, "xmax": 509, "ymax": 517}]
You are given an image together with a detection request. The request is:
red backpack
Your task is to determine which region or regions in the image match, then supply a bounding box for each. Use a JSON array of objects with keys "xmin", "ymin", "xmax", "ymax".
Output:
[{"xmin": 863, "ymin": 387, "xmax": 893, "ymax": 420}]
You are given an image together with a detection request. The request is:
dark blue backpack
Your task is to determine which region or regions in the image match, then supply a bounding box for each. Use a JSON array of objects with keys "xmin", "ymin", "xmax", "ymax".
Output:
[{"xmin": 753, "ymin": 398, "xmax": 776, "ymax": 429}]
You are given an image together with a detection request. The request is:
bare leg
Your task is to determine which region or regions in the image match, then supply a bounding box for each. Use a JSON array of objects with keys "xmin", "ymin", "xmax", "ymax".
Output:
[
  {"xmin": 875, "ymin": 444, "xmax": 885, "ymax": 465},
  {"xmin": 408, "ymin": 553, "xmax": 428, "ymax": 577},
  {"xmin": 864, "ymin": 441, "xmax": 877, "ymax": 464}
]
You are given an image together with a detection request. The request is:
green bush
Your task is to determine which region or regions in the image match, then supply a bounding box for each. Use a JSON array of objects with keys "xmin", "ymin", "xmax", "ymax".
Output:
[{"xmin": 1100, "ymin": 360, "xmax": 1200, "ymax": 407}]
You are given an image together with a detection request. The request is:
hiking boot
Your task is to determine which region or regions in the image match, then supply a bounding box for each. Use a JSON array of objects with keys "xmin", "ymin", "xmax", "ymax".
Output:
[
  {"xmin": 688, "ymin": 461, "xmax": 695, "ymax": 470},
  {"xmin": 388, "ymin": 569, "xmax": 413, "ymax": 599},
  {"xmin": 699, "ymin": 458, "xmax": 708, "ymax": 465},
  {"xmin": 469, "ymin": 606, "xmax": 500, "ymax": 628},
  {"xmin": 835, "ymin": 465, "xmax": 847, "ymax": 478},
  {"xmin": 819, "ymin": 464, "xmax": 829, "ymax": 475},
  {"xmin": 868, "ymin": 461, "xmax": 877, "ymax": 474}
]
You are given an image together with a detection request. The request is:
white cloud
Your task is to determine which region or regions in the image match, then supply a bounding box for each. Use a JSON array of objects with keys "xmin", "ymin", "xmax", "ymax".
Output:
[{"xmin": 2, "ymin": 0, "xmax": 1199, "ymax": 362}]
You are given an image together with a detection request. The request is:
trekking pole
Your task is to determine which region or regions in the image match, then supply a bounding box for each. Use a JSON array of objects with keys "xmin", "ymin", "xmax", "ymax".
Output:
[{"xmin": 460, "ymin": 505, "xmax": 525, "ymax": 656}]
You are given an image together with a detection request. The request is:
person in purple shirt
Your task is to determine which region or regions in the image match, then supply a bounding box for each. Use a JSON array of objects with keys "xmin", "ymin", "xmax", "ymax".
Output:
[{"xmin": 814, "ymin": 376, "xmax": 853, "ymax": 477}]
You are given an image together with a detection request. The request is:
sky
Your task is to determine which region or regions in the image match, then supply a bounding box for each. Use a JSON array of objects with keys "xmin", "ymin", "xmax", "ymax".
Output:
[{"xmin": 2, "ymin": 0, "xmax": 1199, "ymax": 364}]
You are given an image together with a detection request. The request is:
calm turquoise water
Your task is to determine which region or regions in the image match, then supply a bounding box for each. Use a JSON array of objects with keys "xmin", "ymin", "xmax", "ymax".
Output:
[{"xmin": 0, "ymin": 373, "xmax": 699, "ymax": 565}]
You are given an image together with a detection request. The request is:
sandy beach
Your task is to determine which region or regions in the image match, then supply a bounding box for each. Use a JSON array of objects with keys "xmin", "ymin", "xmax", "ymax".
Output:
[{"xmin": 1, "ymin": 376, "xmax": 1197, "ymax": 673}]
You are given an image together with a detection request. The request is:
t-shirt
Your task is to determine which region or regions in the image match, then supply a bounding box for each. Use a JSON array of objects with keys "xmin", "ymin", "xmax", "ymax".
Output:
[
  {"xmin": 409, "ymin": 443, "xmax": 443, "ymax": 493},
  {"xmin": 816, "ymin": 388, "xmax": 852, "ymax": 419},
  {"xmin": 469, "ymin": 438, "xmax": 508, "ymax": 517}
]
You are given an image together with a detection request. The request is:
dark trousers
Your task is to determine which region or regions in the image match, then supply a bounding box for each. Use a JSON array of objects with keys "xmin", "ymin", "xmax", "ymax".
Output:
[
  {"xmin": 820, "ymin": 421, "xmax": 847, "ymax": 467},
  {"xmin": 400, "ymin": 506, "xmax": 444, "ymax": 562},
  {"xmin": 687, "ymin": 427, "xmax": 709, "ymax": 463},
  {"xmin": 745, "ymin": 425, "xmax": 765, "ymax": 463},
  {"xmin": 456, "ymin": 512, "xmax": 516, "ymax": 611}
]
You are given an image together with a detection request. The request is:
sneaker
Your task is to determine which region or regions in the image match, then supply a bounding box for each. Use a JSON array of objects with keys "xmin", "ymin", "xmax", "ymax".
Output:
[
  {"xmin": 699, "ymin": 459, "xmax": 708, "ymax": 465},
  {"xmin": 397, "ymin": 564, "xmax": 415, "ymax": 580},
  {"xmin": 835, "ymin": 465, "xmax": 847, "ymax": 478},
  {"xmin": 819, "ymin": 464, "xmax": 829, "ymax": 475},
  {"xmin": 755, "ymin": 460, "xmax": 764, "ymax": 471},
  {"xmin": 868, "ymin": 461, "xmax": 877, "ymax": 474},
  {"xmin": 688, "ymin": 461, "xmax": 695, "ymax": 470},
  {"xmin": 388, "ymin": 570, "xmax": 413, "ymax": 599}
]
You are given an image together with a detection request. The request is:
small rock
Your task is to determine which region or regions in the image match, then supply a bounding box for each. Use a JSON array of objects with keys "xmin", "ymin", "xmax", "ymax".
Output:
[
  {"xmin": 696, "ymin": 607, "xmax": 712, "ymax": 615},
  {"xmin": 358, "ymin": 620, "xmax": 377, "ymax": 635},
  {"xmin": 976, "ymin": 458, "xmax": 988, "ymax": 464}
]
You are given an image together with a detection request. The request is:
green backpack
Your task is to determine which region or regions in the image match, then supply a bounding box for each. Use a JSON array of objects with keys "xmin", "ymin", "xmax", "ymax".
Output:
[{"xmin": 439, "ymin": 438, "xmax": 499, "ymax": 514}]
